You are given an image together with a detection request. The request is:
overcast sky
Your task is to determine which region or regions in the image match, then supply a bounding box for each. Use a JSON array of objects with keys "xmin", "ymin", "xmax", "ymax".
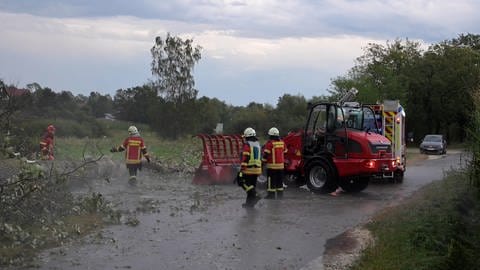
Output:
[{"xmin": 0, "ymin": 0, "xmax": 478, "ymax": 106}]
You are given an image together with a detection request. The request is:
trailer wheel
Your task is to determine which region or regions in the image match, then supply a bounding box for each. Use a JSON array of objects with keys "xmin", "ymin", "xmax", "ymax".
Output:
[
  {"xmin": 339, "ymin": 176, "xmax": 369, "ymax": 192},
  {"xmin": 305, "ymin": 159, "xmax": 336, "ymax": 194}
]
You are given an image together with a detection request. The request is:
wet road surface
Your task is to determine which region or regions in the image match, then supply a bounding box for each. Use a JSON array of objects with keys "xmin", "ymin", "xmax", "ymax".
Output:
[{"xmin": 35, "ymin": 150, "xmax": 466, "ymax": 270}]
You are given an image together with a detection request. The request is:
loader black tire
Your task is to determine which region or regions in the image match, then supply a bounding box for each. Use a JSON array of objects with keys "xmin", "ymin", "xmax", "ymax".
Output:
[
  {"xmin": 339, "ymin": 176, "xmax": 369, "ymax": 192},
  {"xmin": 393, "ymin": 170, "xmax": 404, "ymax": 183},
  {"xmin": 305, "ymin": 159, "xmax": 337, "ymax": 194}
]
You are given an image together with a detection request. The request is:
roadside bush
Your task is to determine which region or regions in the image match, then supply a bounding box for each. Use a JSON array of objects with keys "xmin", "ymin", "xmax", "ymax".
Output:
[
  {"xmin": 0, "ymin": 160, "xmax": 120, "ymax": 267},
  {"xmin": 352, "ymin": 171, "xmax": 480, "ymax": 270},
  {"xmin": 467, "ymin": 90, "xmax": 480, "ymax": 190},
  {"xmin": 17, "ymin": 117, "xmax": 107, "ymax": 138},
  {"xmin": 467, "ymin": 133, "xmax": 480, "ymax": 190}
]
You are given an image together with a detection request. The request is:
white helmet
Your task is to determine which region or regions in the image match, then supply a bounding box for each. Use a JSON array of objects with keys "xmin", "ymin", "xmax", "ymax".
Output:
[
  {"xmin": 268, "ymin": 127, "xmax": 280, "ymax": 136},
  {"xmin": 243, "ymin": 127, "xmax": 256, "ymax": 137},
  {"xmin": 128, "ymin": 126, "xmax": 139, "ymax": 135}
]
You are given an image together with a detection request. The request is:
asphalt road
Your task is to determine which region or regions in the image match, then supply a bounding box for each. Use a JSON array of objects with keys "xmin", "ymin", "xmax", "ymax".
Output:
[{"xmin": 34, "ymin": 150, "xmax": 467, "ymax": 270}]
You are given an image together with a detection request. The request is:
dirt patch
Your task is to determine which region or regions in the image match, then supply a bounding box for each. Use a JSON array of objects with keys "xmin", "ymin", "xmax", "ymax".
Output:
[{"xmin": 323, "ymin": 227, "xmax": 373, "ymax": 270}]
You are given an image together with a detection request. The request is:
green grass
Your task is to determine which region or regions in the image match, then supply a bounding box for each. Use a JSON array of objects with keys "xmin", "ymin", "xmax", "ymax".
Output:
[
  {"xmin": 54, "ymin": 120, "xmax": 203, "ymax": 169},
  {"xmin": 351, "ymin": 171, "xmax": 480, "ymax": 270}
]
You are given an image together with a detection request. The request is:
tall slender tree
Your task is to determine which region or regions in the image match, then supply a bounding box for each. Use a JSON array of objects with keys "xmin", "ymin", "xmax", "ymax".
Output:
[{"xmin": 151, "ymin": 33, "xmax": 202, "ymax": 104}]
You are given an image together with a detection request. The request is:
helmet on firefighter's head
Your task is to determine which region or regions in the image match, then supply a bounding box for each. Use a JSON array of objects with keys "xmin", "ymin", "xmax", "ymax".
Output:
[
  {"xmin": 268, "ymin": 127, "xmax": 280, "ymax": 136},
  {"xmin": 243, "ymin": 127, "xmax": 256, "ymax": 138},
  {"xmin": 128, "ymin": 126, "xmax": 139, "ymax": 135},
  {"xmin": 47, "ymin": 125, "xmax": 56, "ymax": 133}
]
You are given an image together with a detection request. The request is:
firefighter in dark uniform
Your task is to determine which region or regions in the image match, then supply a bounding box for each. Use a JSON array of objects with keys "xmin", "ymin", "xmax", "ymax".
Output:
[
  {"xmin": 262, "ymin": 127, "xmax": 286, "ymax": 199},
  {"xmin": 39, "ymin": 124, "xmax": 56, "ymax": 160},
  {"xmin": 110, "ymin": 126, "xmax": 150, "ymax": 183},
  {"xmin": 237, "ymin": 127, "xmax": 262, "ymax": 208}
]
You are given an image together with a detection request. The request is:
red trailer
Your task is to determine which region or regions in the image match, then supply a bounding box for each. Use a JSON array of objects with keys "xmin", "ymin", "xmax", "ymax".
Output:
[{"xmin": 192, "ymin": 134, "xmax": 243, "ymax": 185}]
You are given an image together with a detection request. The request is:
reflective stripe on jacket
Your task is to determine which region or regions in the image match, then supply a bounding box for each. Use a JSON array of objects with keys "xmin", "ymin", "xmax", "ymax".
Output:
[
  {"xmin": 241, "ymin": 141, "xmax": 262, "ymax": 175},
  {"xmin": 121, "ymin": 136, "xmax": 146, "ymax": 164},
  {"xmin": 262, "ymin": 139, "xmax": 285, "ymax": 170}
]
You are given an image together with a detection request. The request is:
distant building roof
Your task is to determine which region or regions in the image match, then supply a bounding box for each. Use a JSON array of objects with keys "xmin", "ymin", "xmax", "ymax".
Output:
[{"xmin": 5, "ymin": 87, "xmax": 29, "ymax": 97}]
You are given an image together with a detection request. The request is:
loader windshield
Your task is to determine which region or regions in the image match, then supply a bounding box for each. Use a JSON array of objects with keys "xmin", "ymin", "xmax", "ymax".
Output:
[
  {"xmin": 306, "ymin": 104, "xmax": 327, "ymax": 135},
  {"xmin": 342, "ymin": 106, "xmax": 377, "ymax": 131}
]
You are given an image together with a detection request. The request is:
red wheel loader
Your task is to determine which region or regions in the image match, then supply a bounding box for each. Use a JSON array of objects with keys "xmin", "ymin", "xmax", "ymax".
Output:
[
  {"xmin": 193, "ymin": 89, "xmax": 401, "ymax": 193},
  {"xmin": 282, "ymin": 101, "xmax": 398, "ymax": 193}
]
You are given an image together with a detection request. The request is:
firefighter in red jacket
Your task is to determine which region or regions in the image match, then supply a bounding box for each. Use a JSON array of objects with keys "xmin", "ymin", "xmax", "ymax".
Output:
[
  {"xmin": 237, "ymin": 127, "xmax": 262, "ymax": 208},
  {"xmin": 39, "ymin": 124, "xmax": 55, "ymax": 160},
  {"xmin": 262, "ymin": 127, "xmax": 286, "ymax": 199},
  {"xmin": 110, "ymin": 126, "xmax": 150, "ymax": 183}
]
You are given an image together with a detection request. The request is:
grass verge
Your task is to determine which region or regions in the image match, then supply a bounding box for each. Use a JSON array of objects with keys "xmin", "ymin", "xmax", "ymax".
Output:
[
  {"xmin": 55, "ymin": 120, "xmax": 203, "ymax": 170},
  {"xmin": 351, "ymin": 170, "xmax": 480, "ymax": 270}
]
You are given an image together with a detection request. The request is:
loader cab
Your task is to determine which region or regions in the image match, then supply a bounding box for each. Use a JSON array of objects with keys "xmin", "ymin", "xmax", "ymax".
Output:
[
  {"xmin": 296, "ymin": 100, "xmax": 397, "ymax": 194},
  {"xmin": 303, "ymin": 102, "xmax": 380, "ymax": 159},
  {"xmin": 303, "ymin": 103, "xmax": 346, "ymax": 157}
]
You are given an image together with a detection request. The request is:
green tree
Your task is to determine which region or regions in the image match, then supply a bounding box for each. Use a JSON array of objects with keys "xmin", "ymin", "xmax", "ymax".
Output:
[
  {"xmin": 113, "ymin": 85, "xmax": 158, "ymax": 124},
  {"xmin": 272, "ymin": 94, "xmax": 308, "ymax": 133},
  {"xmin": 193, "ymin": 97, "xmax": 230, "ymax": 134},
  {"xmin": 87, "ymin": 92, "xmax": 113, "ymax": 118},
  {"xmin": 151, "ymin": 33, "xmax": 202, "ymax": 104},
  {"xmin": 32, "ymin": 86, "xmax": 57, "ymax": 115},
  {"xmin": 449, "ymin": 33, "xmax": 480, "ymax": 50},
  {"xmin": 331, "ymin": 39, "xmax": 422, "ymax": 105},
  {"xmin": 150, "ymin": 33, "xmax": 202, "ymax": 138},
  {"xmin": 26, "ymin": 82, "xmax": 42, "ymax": 92},
  {"xmin": 54, "ymin": 91, "xmax": 77, "ymax": 119},
  {"xmin": 408, "ymin": 41, "xmax": 480, "ymax": 141},
  {"xmin": 229, "ymin": 102, "xmax": 271, "ymax": 136}
]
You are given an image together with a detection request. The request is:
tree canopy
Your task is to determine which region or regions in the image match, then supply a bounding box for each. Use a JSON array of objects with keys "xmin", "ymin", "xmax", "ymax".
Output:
[
  {"xmin": 2, "ymin": 33, "xmax": 480, "ymax": 143},
  {"xmin": 151, "ymin": 33, "xmax": 202, "ymax": 104},
  {"xmin": 330, "ymin": 34, "xmax": 480, "ymax": 142}
]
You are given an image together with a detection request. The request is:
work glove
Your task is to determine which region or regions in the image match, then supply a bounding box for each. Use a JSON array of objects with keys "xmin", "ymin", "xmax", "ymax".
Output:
[
  {"xmin": 145, "ymin": 156, "xmax": 151, "ymax": 163},
  {"xmin": 110, "ymin": 146, "xmax": 117, "ymax": 153}
]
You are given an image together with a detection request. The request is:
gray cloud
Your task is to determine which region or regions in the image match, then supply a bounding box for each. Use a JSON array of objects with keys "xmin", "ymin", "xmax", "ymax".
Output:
[
  {"xmin": 1, "ymin": 0, "xmax": 478, "ymax": 105},
  {"xmin": 1, "ymin": 0, "xmax": 478, "ymax": 42}
]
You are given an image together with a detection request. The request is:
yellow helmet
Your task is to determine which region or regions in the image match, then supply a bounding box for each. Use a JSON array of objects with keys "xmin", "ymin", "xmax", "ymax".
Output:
[
  {"xmin": 243, "ymin": 127, "xmax": 256, "ymax": 137},
  {"xmin": 268, "ymin": 127, "xmax": 280, "ymax": 136},
  {"xmin": 128, "ymin": 126, "xmax": 138, "ymax": 135}
]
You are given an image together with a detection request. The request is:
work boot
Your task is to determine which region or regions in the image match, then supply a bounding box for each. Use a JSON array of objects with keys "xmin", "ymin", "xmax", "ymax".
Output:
[
  {"xmin": 244, "ymin": 192, "xmax": 261, "ymax": 208},
  {"xmin": 128, "ymin": 175, "xmax": 137, "ymax": 185},
  {"xmin": 251, "ymin": 194, "xmax": 261, "ymax": 206}
]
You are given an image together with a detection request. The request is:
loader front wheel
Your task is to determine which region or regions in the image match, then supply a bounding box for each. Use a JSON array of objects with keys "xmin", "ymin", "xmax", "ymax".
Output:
[
  {"xmin": 305, "ymin": 159, "xmax": 337, "ymax": 194},
  {"xmin": 339, "ymin": 176, "xmax": 369, "ymax": 192}
]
